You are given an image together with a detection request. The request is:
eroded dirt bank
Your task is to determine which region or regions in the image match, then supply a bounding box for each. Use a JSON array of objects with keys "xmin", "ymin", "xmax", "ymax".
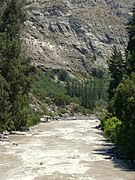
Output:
[{"xmin": 0, "ymin": 116, "xmax": 134, "ymax": 180}]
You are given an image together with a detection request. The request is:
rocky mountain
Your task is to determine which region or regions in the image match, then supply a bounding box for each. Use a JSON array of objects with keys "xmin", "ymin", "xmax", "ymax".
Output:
[{"xmin": 23, "ymin": 0, "xmax": 134, "ymax": 74}]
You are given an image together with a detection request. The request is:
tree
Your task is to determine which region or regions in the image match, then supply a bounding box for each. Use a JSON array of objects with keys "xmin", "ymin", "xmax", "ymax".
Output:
[
  {"xmin": 112, "ymin": 75, "xmax": 135, "ymax": 160},
  {"xmin": 126, "ymin": 6, "xmax": 135, "ymax": 74},
  {"xmin": 0, "ymin": 0, "xmax": 33, "ymax": 131},
  {"xmin": 0, "ymin": 75, "xmax": 11, "ymax": 132},
  {"xmin": 108, "ymin": 46, "xmax": 126, "ymax": 99},
  {"xmin": 101, "ymin": 5, "xmax": 135, "ymax": 160}
]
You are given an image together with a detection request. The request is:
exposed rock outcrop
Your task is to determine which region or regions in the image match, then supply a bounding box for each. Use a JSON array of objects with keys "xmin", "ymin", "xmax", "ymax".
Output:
[{"xmin": 23, "ymin": 0, "xmax": 134, "ymax": 73}]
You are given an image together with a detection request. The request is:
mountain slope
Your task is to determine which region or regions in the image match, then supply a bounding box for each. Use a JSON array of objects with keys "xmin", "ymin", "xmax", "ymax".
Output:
[{"xmin": 23, "ymin": 0, "xmax": 134, "ymax": 73}]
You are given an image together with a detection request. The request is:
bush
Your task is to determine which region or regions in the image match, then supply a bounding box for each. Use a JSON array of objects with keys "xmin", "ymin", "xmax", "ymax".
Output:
[
  {"xmin": 91, "ymin": 68, "xmax": 105, "ymax": 79},
  {"xmin": 58, "ymin": 108, "xmax": 68, "ymax": 116},
  {"xmin": 47, "ymin": 70, "xmax": 55, "ymax": 79},
  {"xmin": 104, "ymin": 117, "xmax": 122, "ymax": 143},
  {"xmin": 0, "ymin": 75, "xmax": 11, "ymax": 132},
  {"xmin": 54, "ymin": 94, "xmax": 71, "ymax": 107},
  {"xmin": 26, "ymin": 107, "xmax": 40, "ymax": 128},
  {"xmin": 32, "ymin": 69, "xmax": 67, "ymax": 103},
  {"xmin": 110, "ymin": 74, "xmax": 135, "ymax": 159},
  {"xmin": 58, "ymin": 69, "xmax": 70, "ymax": 81},
  {"xmin": 70, "ymin": 104, "xmax": 91, "ymax": 115}
]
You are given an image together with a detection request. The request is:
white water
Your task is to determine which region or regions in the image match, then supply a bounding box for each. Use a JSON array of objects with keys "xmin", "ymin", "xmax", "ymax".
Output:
[{"xmin": 0, "ymin": 117, "xmax": 134, "ymax": 180}]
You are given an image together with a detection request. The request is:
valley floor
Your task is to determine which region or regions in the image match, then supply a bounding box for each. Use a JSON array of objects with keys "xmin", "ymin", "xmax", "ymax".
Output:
[{"xmin": 0, "ymin": 116, "xmax": 134, "ymax": 180}]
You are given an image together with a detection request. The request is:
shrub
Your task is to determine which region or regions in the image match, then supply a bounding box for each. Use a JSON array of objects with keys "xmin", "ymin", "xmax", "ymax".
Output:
[
  {"xmin": 58, "ymin": 69, "xmax": 69, "ymax": 81},
  {"xmin": 47, "ymin": 70, "xmax": 55, "ymax": 79},
  {"xmin": 104, "ymin": 117, "xmax": 122, "ymax": 143},
  {"xmin": 54, "ymin": 94, "xmax": 71, "ymax": 107},
  {"xmin": 111, "ymin": 74, "xmax": 135, "ymax": 159},
  {"xmin": 26, "ymin": 107, "xmax": 40, "ymax": 128},
  {"xmin": 58, "ymin": 108, "xmax": 67, "ymax": 116}
]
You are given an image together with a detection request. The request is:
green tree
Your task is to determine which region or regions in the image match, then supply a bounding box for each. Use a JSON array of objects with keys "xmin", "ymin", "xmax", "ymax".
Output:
[
  {"xmin": 108, "ymin": 46, "xmax": 126, "ymax": 99},
  {"xmin": 112, "ymin": 75, "xmax": 135, "ymax": 160},
  {"xmin": 0, "ymin": 75, "xmax": 11, "ymax": 132},
  {"xmin": 126, "ymin": 6, "xmax": 135, "ymax": 74},
  {"xmin": 104, "ymin": 117, "xmax": 122, "ymax": 143},
  {"xmin": 0, "ymin": 0, "xmax": 33, "ymax": 131},
  {"xmin": 104, "ymin": 6, "xmax": 135, "ymax": 160}
]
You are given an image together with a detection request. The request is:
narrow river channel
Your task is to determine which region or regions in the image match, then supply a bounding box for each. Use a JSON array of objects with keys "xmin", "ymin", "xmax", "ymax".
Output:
[{"xmin": 0, "ymin": 116, "xmax": 134, "ymax": 180}]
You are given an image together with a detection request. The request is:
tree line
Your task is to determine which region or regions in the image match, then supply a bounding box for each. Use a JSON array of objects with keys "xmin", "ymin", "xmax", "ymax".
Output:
[
  {"xmin": 101, "ymin": 6, "xmax": 135, "ymax": 160},
  {"xmin": 66, "ymin": 78, "xmax": 107, "ymax": 110}
]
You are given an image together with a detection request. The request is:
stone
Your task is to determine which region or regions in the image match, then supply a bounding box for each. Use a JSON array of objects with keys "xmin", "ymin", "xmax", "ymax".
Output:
[{"xmin": 23, "ymin": 0, "xmax": 134, "ymax": 74}]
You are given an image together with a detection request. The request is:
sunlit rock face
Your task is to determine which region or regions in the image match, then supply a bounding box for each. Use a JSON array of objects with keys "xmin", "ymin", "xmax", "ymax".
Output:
[{"xmin": 23, "ymin": 0, "xmax": 134, "ymax": 73}]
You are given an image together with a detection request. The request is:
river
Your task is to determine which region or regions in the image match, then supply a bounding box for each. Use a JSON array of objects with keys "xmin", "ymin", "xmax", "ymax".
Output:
[{"xmin": 0, "ymin": 116, "xmax": 134, "ymax": 180}]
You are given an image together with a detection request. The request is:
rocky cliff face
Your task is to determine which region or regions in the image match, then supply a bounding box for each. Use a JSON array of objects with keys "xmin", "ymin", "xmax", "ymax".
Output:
[{"xmin": 23, "ymin": 0, "xmax": 134, "ymax": 74}]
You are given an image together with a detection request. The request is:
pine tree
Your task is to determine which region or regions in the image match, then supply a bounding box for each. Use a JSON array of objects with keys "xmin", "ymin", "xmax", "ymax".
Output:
[
  {"xmin": 126, "ymin": 6, "xmax": 135, "ymax": 74},
  {"xmin": 108, "ymin": 46, "xmax": 126, "ymax": 99},
  {"xmin": 0, "ymin": 0, "xmax": 33, "ymax": 131}
]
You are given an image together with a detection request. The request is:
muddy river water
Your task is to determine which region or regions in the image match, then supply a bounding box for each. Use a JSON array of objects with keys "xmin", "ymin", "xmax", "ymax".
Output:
[{"xmin": 0, "ymin": 116, "xmax": 135, "ymax": 180}]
